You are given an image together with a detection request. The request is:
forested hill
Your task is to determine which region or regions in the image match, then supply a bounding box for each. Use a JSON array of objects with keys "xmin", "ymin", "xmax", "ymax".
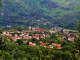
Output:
[{"xmin": 0, "ymin": 0, "xmax": 80, "ymax": 29}]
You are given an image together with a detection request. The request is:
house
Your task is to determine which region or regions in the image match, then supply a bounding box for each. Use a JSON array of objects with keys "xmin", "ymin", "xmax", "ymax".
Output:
[
  {"xmin": 3, "ymin": 31, "xmax": 12, "ymax": 36},
  {"xmin": 52, "ymin": 43, "xmax": 57, "ymax": 46},
  {"xmin": 45, "ymin": 34, "xmax": 50, "ymax": 38},
  {"xmin": 52, "ymin": 43, "xmax": 62, "ymax": 49},
  {"xmin": 40, "ymin": 42, "xmax": 46, "ymax": 47},
  {"xmin": 26, "ymin": 36, "xmax": 32, "ymax": 39},
  {"xmin": 57, "ymin": 44, "xmax": 62, "ymax": 49},
  {"xmin": 49, "ymin": 30, "xmax": 56, "ymax": 33},
  {"xmin": 49, "ymin": 45, "xmax": 53, "ymax": 49},
  {"xmin": 33, "ymin": 34, "xmax": 40, "ymax": 40},
  {"xmin": 12, "ymin": 37, "xmax": 17, "ymax": 41},
  {"xmin": 14, "ymin": 34, "xmax": 18, "ymax": 37},
  {"xmin": 62, "ymin": 36, "xmax": 66, "ymax": 39},
  {"xmin": 41, "ymin": 29, "xmax": 45, "ymax": 33},
  {"xmin": 68, "ymin": 36, "xmax": 75, "ymax": 41},
  {"xmin": 29, "ymin": 42, "xmax": 36, "ymax": 46},
  {"xmin": 3, "ymin": 31, "xmax": 6, "ymax": 35},
  {"xmin": 40, "ymin": 35, "xmax": 45, "ymax": 39},
  {"xmin": 31, "ymin": 27, "xmax": 45, "ymax": 33},
  {"xmin": 31, "ymin": 27, "xmax": 40, "ymax": 32}
]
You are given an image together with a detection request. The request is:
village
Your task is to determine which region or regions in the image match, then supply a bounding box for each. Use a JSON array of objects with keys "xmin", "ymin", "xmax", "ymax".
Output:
[{"xmin": 1, "ymin": 26, "xmax": 78, "ymax": 49}]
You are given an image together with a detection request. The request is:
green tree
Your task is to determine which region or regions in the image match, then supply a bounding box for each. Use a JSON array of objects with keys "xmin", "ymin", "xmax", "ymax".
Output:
[
  {"xmin": 0, "ymin": 28, "xmax": 4, "ymax": 33},
  {"xmin": 50, "ymin": 33, "xmax": 56, "ymax": 39},
  {"xmin": 17, "ymin": 39, "xmax": 23, "ymax": 45},
  {"xmin": 74, "ymin": 37, "xmax": 80, "ymax": 60},
  {"xmin": 0, "ymin": 50, "xmax": 14, "ymax": 60},
  {"xmin": 75, "ymin": 37, "xmax": 80, "ymax": 53},
  {"xmin": 0, "ymin": 36, "xmax": 3, "ymax": 50},
  {"xmin": 17, "ymin": 25, "xmax": 25, "ymax": 31}
]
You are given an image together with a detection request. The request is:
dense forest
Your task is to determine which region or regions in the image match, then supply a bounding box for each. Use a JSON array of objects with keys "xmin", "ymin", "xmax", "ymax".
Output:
[
  {"xmin": 0, "ymin": 41, "xmax": 80, "ymax": 60},
  {"xmin": 0, "ymin": 0, "xmax": 80, "ymax": 29}
]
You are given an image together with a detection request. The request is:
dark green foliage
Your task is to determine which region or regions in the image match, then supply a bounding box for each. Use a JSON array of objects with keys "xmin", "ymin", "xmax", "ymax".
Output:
[
  {"xmin": 0, "ymin": 28, "xmax": 4, "ymax": 33},
  {"xmin": 75, "ymin": 37, "xmax": 80, "ymax": 51},
  {"xmin": 50, "ymin": 33, "xmax": 57, "ymax": 39},
  {"xmin": 0, "ymin": 36, "xmax": 80, "ymax": 60},
  {"xmin": 0, "ymin": 50, "xmax": 14, "ymax": 60},
  {"xmin": 31, "ymin": 38, "xmax": 37, "ymax": 42},
  {"xmin": 16, "ymin": 25, "xmax": 26, "ymax": 31},
  {"xmin": 17, "ymin": 39, "xmax": 24, "ymax": 45},
  {"xmin": 0, "ymin": 0, "xmax": 80, "ymax": 29}
]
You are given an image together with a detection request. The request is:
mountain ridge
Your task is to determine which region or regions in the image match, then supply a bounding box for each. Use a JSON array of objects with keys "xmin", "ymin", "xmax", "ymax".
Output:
[{"xmin": 0, "ymin": 0, "xmax": 80, "ymax": 29}]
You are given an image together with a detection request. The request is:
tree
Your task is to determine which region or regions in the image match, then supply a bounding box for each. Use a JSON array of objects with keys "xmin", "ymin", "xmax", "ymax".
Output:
[
  {"xmin": 17, "ymin": 39, "xmax": 23, "ymax": 45},
  {"xmin": 0, "ymin": 36, "xmax": 3, "ymax": 50},
  {"xmin": 17, "ymin": 25, "xmax": 25, "ymax": 31},
  {"xmin": 0, "ymin": 50, "xmax": 14, "ymax": 60},
  {"xmin": 74, "ymin": 37, "xmax": 80, "ymax": 60},
  {"xmin": 50, "ymin": 33, "xmax": 57, "ymax": 39},
  {"xmin": 75, "ymin": 37, "xmax": 80, "ymax": 51},
  {"xmin": 0, "ymin": 28, "xmax": 4, "ymax": 33}
]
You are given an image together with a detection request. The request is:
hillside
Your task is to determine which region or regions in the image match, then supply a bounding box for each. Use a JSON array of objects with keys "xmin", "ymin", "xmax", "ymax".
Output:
[{"xmin": 0, "ymin": 0, "xmax": 80, "ymax": 29}]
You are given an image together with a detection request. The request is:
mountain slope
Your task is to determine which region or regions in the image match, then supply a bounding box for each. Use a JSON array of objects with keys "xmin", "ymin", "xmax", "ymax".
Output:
[{"xmin": 0, "ymin": 0, "xmax": 80, "ymax": 29}]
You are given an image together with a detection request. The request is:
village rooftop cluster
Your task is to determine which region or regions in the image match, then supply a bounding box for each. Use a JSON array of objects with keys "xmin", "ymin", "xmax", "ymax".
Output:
[{"xmin": 1, "ymin": 26, "xmax": 78, "ymax": 49}]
